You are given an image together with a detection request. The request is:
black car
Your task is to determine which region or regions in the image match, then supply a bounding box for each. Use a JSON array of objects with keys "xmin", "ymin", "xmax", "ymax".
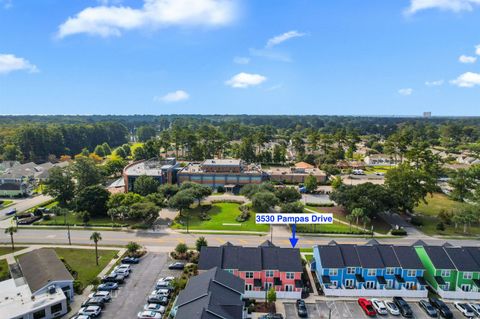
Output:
[
  {"xmin": 419, "ymin": 300, "xmax": 438, "ymax": 318},
  {"xmin": 122, "ymin": 256, "xmax": 140, "ymax": 264},
  {"xmin": 429, "ymin": 297, "xmax": 453, "ymax": 319},
  {"xmin": 81, "ymin": 297, "xmax": 105, "ymax": 309},
  {"xmin": 101, "ymin": 274, "xmax": 125, "ymax": 284},
  {"xmin": 296, "ymin": 299, "xmax": 308, "ymax": 318},
  {"xmin": 393, "ymin": 297, "xmax": 413, "ymax": 318},
  {"xmin": 168, "ymin": 262, "xmax": 185, "ymax": 270},
  {"xmin": 148, "ymin": 295, "xmax": 169, "ymax": 306}
]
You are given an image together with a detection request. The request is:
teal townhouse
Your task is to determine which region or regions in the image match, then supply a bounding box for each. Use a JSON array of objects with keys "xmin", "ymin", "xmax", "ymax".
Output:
[{"xmin": 312, "ymin": 240, "xmax": 427, "ymax": 297}]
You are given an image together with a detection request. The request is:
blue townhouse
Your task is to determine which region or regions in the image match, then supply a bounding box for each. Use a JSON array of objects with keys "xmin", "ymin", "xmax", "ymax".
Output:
[{"xmin": 312, "ymin": 240, "xmax": 427, "ymax": 297}]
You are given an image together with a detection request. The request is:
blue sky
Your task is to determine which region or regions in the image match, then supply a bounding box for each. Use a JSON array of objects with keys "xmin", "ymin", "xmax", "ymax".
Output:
[{"xmin": 1, "ymin": 0, "xmax": 480, "ymax": 116}]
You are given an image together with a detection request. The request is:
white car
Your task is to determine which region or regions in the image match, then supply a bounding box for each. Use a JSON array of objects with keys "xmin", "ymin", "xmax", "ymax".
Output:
[
  {"xmin": 371, "ymin": 299, "xmax": 388, "ymax": 315},
  {"xmin": 88, "ymin": 291, "xmax": 111, "ymax": 302},
  {"xmin": 454, "ymin": 302, "xmax": 475, "ymax": 318},
  {"xmin": 143, "ymin": 303, "xmax": 166, "ymax": 314},
  {"xmin": 78, "ymin": 306, "xmax": 102, "ymax": 317},
  {"xmin": 115, "ymin": 264, "xmax": 132, "ymax": 272},
  {"xmin": 469, "ymin": 303, "xmax": 480, "ymax": 317},
  {"xmin": 158, "ymin": 276, "xmax": 174, "ymax": 282},
  {"xmin": 385, "ymin": 301, "xmax": 400, "ymax": 316},
  {"xmin": 151, "ymin": 289, "xmax": 170, "ymax": 297},
  {"xmin": 70, "ymin": 316, "xmax": 91, "ymax": 319},
  {"xmin": 137, "ymin": 311, "xmax": 162, "ymax": 319},
  {"xmin": 113, "ymin": 268, "xmax": 130, "ymax": 277},
  {"xmin": 156, "ymin": 280, "xmax": 171, "ymax": 289}
]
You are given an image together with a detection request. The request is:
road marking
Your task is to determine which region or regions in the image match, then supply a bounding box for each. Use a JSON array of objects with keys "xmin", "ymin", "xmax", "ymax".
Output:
[
  {"xmin": 238, "ymin": 239, "xmax": 248, "ymax": 244},
  {"xmin": 214, "ymin": 238, "xmax": 224, "ymax": 244}
]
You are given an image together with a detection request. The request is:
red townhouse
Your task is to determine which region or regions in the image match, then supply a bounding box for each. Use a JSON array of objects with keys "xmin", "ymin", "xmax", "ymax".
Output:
[{"xmin": 198, "ymin": 241, "xmax": 304, "ymax": 299}]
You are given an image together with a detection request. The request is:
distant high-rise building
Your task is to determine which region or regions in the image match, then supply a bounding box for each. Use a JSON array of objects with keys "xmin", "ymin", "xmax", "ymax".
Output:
[{"xmin": 423, "ymin": 112, "xmax": 432, "ymax": 118}]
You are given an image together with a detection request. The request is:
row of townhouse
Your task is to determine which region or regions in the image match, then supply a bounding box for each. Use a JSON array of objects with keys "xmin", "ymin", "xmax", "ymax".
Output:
[
  {"xmin": 415, "ymin": 242, "xmax": 480, "ymax": 300},
  {"xmin": 198, "ymin": 241, "xmax": 304, "ymax": 299},
  {"xmin": 313, "ymin": 240, "xmax": 428, "ymax": 298}
]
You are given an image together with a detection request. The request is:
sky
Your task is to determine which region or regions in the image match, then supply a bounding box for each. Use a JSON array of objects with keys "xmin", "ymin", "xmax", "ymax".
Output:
[{"xmin": 0, "ymin": 0, "xmax": 480, "ymax": 116}]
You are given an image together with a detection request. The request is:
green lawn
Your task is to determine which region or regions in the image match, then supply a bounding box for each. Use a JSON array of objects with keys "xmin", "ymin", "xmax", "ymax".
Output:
[
  {"xmin": 364, "ymin": 165, "xmax": 394, "ymax": 174},
  {"xmin": 171, "ymin": 203, "xmax": 269, "ymax": 232},
  {"xmin": 0, "ymin": 200, "xmax": 14, "ymax": 208},
  {"xmin": 0, "ymin": 247, "xmax": 24, "ymax": 256},
  {"xmin": 35, "ymin": 213, "xmax": 139, "ymax": 227},
  {"xmin": 54, "ymin": 248, "xmax": 118, "ymax": 288},
  {"xmin": 296, "ymin": 221, "xmax": 365, "ymax": 234},
  {"xmin": 0, "ymin": 259, "xmax": 10, "ymax": 281},
  {"xmin": 414, "ymin": 193, "xmax": 479, "ymax": 236}
]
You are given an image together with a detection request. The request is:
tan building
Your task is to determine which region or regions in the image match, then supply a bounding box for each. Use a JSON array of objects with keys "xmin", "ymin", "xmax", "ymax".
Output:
[{"xmin": 266, "ymin": 162, "xmax": 327, "ymax": 184}]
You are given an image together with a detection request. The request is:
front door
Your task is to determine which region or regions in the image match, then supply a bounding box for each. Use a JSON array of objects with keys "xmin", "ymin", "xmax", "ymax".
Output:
[{"xmin": 365, "ymin": 281, "xmax": 376, "ymax": 289}]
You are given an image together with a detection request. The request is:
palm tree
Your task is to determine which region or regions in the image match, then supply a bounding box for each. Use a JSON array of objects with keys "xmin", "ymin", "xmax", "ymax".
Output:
[
  {"xmin": 90, "ymin": 232, "xmax": 102, "ymax": 266},
  {"xmin": 5, "ymin": 226, "xmax": 17, "ymax": 251}
]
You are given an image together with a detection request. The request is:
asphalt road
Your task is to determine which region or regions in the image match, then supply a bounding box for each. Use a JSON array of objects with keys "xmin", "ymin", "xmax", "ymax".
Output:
[
  {"xmin": 1, "ymin": 227, "xmax": 478, "ymax": 249},
  {"xmin": 0, "ymin": 195, "xmax": 52, "ymax": 220}
]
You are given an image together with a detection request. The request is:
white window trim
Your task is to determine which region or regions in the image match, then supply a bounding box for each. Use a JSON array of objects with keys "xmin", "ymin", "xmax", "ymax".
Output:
[
  {"xmin": 463, "ymin": 272, "xmax": 473, "ymax": 279},
  {"xmin": 266, "ymin": 270, "xmax": 274, "ymax": 278},
  {"xmin": 329, "ymin": 269, "xmax": 338, "ymax": 276},
  {"xmin": 245, "ymin": 271, "xmax": 254, "ymax": 279},
  {"xmin": 386, "ymin": 268, "xmax": 395, "ymax": 275},
  {"xmin": 245, "ymin": 284, "xmax": 253, "ymax": 291},
  {"xmin": 406, "ymin": 269, "xmax": 416, "ymax": 277},
  {"xmin": 441, "ymin": 270, "xmax": 451, "ymax": 277},
  {"xmin": 286, "ymin": 272, "xmax": 294, "ymax": 279},
  {"xmin": 367, "ymin": 269, "xmax": 376, "ymax": 276},
  {"xmin": 347, "ymin": 267, "xmax": 356, "ymax": 275}
]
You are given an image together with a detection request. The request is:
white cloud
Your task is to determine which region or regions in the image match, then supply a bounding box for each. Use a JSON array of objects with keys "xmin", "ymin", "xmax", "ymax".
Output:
[
  {"xmin": 459, "ymin": 55, "xmax": 477, "ymax": 63},
  {"xmin": 451, "ymin": 72, "xmax": 480, "ymax": 87},
  {"xmin": 249, "ymin": 48, "xmax": 291, "ymax": 62},
  {"xmin": 57, "ymin": 0, "xmax": 237, "ymax": 38},
  {"xmin": 405, "ymin": 0, "xmax": 480, "ymax": 15},
  {"xmin": 225, "ymin": 72, "xmax": 267, "ymax": 88},
  {"xmin": 266, "ymin": 30, "xmax": 305, "ymax": 48},
  {"xmin": 233, "ymin": 56, "xmax": 250, "ymax": 65},
  {"xmin": 154, "ymin": 90, "xmax": 190, "ymax": 102},
  {"xmin": 0, "ymin": 54, "xmax": 38, "ymax": 75},
  {"xmin": 476, "ymin": 44, "xmax": 480, "ymax": 55},
  {"xmin": 425, "ymin": 80, "xmax": 444, "ymax": 86},
  {"xmin": 398, "ymin": 88, "xmax": 413, "ymax": 96}
]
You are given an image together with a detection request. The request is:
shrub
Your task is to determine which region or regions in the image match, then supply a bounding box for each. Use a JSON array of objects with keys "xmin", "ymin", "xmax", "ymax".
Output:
[
  {"xmin": 73, "ymin": 280, "xmax": 83, "ymax": 294},
  {"xmin": 42, "ymin": 215, "xmax": 51, "ymax": 221},
  {"xmin": 306, "ymin": 202, "xmax": 335, "ymax": 207},
  {"xmin": 436, "ymin": 222, "xmax": 446, "ymax": 231},
  {"xmin": 410, "ymin": 216, "xmax": 423, "ymax": 226},
  {"xmin": 217, "ymin": 186, "xmax": 225, "ymax": 193},
  {"xmin": 391, "ymin": 228, "xmax": 407, "ymax": 236},
  {"xmin": 175, "ymin": 243, "xmax": 188, "ymax": 255}
]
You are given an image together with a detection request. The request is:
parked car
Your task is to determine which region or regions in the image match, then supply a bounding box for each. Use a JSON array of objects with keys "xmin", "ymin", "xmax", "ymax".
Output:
[
  {"xmin": 393, "ymin": 297, "xmax": 413, "ymax": 318},
  {"xmin": 112, "ymin": 268, "xmax": 130, "ymax": 277},
  {"xmin": 148, "ymin": 295, "xmax": 169, "ymax": 306},
  {"xmin": 258, "ymin": 314, "xmax": 283, "ymax": 319},
  {"xmin": 296, "ymin": 299, "xmax": 308, "ymax": 318},
  {"xmin": 88, "ymin": 291, "xmax": 111, "ymax": 302},
  {"xmin": 454, "ymin": 302, "xmax": 475, "ymax": 318},
  {"xmin": 101, "ymin": 273, "xmax": 125, "ymax": 284},
  {"xmin": 78, "ymin": 306, "xmax": 101, "ymax": 318},
  {"xmin": 372, "ymin": 299, "xmax": 388, "ymax": 315},
  {"xmin": 115, "ymin": 264, "xmax": 132, "ymax": 272},
  {"xmin": 469, "ymin": 304, "xmax": 480, "ymax": 317},
  {"xmin": 429, "ymin": 297, "xmax": 453, "ymax": 319},
  {"xmin": 137, "ymin": 311, "xmax": 162, "ymax": 319},
  {"xmin": 358, "ymin": 298, "xmax": 376, "ymax": 317},
  {"xmin": 144, "ymin": 303, "xmax": 166, "ymax": 314},
  {"xmin": 151, "ymin": 288, "xmax": 171, "ymax": 297},
  {"xmin": 81, "ymin": 297, "xmax": 105, "ymax": 309},
  {"xmin": 385, "ymin": 301, "xmax": 401, "ymax": 316},
  {"xmin": 156, "ymin": 280, "xmax": 172, "ymax": 289},
  {"xmin": 6, "ymin": 208, "xmax": 16, "ymax": 216},
  {"xmin": 70, "ymin": 315, "xmax": 91, "ymax": 319},
  {"xmin": 97, "ymin": 282, "xmax": 118, "ymax": 291},
  {"xmin": 168, "ymin": 262, "xmax": 185, "ymax": 270},
  {"xmin": 158, "ymin": 276, "xmax": 175, "ymax": 282},
  {"xmin": 122, "ymin": 256, "xmax": 140, "ymax": 264},
  {"xmin": 419, "ymin": 300, "xmax": 438, "ymax": 318}
]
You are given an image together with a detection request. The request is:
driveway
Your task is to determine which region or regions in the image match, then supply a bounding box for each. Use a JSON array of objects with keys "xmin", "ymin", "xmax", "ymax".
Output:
[
  {"xmin": 0, "ymin": 195, "xmax": 52, "ymax": 220},
  {"xmin": 302, "ymin": 194, "xmax": 333, "ymax": 205},
  {"xmin": 101, "ymin": 252, "xmax": 180, "ymax": 319}
]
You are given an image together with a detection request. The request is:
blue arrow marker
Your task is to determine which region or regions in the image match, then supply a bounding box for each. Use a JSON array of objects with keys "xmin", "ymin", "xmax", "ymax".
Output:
[{"xmin": 289, "ymin": 224, "xmax": 299, "ymax": 248}]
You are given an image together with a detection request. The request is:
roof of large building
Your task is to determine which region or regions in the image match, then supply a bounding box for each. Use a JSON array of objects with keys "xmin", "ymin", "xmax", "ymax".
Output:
[
  {"xmin": 175, "ymin": 267, "xmax": 244, "ymax": 319},
  {"xmin": 18, "ymin": 248, "xmax": 74, "ymax": 294},
  {"xmin": 423, "ymin": 246, "xmax": 455, "ymax": 270},
  {"xmin": 124, "ymin": 158, "xmax": 178, "ymax": 176},
  {"xmin": 199, "ymin": 244, "xmax": 302, "ymax": 272},
  {"xmin": 444, "ymin": 247, "xmax": 480, "ymax": 272},
  {"xmin": 294, "ymin": 162, "xmax": 314, "ymax": 169},
  {"xmin": 202, "ymin": 159, "xmax": 242, "ymax": 166},
  {"xmin": 179, "ymin": 162, "xmax": 264, "ymax": 175}
]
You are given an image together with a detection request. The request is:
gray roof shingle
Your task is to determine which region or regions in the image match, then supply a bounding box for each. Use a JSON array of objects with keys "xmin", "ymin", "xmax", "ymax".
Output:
[
  {"xmin": 444, "ymin": 247, "xmax": 480, "ymax": 272},
  {"xmin": 424, "ymin": 246, "xmax": 455, "ymax": 270}
]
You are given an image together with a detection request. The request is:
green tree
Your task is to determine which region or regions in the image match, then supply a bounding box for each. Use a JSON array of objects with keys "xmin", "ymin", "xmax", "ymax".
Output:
[
  {"xmin": 137, "ymin": 126, "xmax": 157, "ymax": 142},
  {"xmin": 75, "ymin": 185, "xmax": 110, "ymax": 217},
  {"xmin": 133, "ymin": 175, "xmax": 160, "ymax": 196},
  {"xmin": 304, "ymin": 174, "xmax": 318, "ymax": 193},
  {"xmin": 449, "ymin": 169, "xmax": 474, "ymax": 202},
  {"xmin": 158, "ymin": 184, "xmax": 179, "ymax": 199},
  {"xmin": 252, "ymin": 191, "xmax": 279, "ymax": 212},
  {"xmin": 94, "ymin": 145, "xmax": 106, "ymax": 157},
  {"xmin": 331, "ymin": 184, "xmax": 395, "ymax": 217},
  {"xmin": 180, "ymin": 182, "xmax": 212, "ymax": 206},
  {"xmin": 132, "ymin": 146, "xmax": 147, "ymax": 161},
  {"xmin": 346, "ymin": 213, "xmax": 355, "ymax": 231},
  {"xmin": 266, "ymin": 287, "xmax": 277, "ymax": 309},
  {"xmin": 72, "ymin": 157, "xmax": 104, "ymax": 189},
  {"xmin": 90, "ymin": 232, "xmax": 102, "ymax": 266},
  {"xmin": 280, "ymin": 201, "xmax": 304, "ymax": 214},
  {"xmin": 331, "ymin": 176, "xmax": 343, "ymax": 189},
  {"xmin": 103, "ymin": 158, "xmax": 127, "ymax": 177},
  {"xmin": 275, "ymin": 187, "xmax": 301, "ymax": 203},
  {"xmin": 350, "ymin": 207, "xmax": 365, "ymax": 225},
  {"xmin": 168, "ymin": 190, "xmax": 195, "ymax": 233},
  {"xmin": 129, "ymin": 202, "xmax": 159, "ymax": 221},
  {"xmin": 80, "ymin": 211, "xmax": 91, "ymax": 224},
  {"xmin": 2, "ymin": 144, "xmax": 22, "ymax": 161},
  {"xmin": 175, "ymin": 242, "xmax": 188, "ymax": 255},
  {"xmin": 114, "ymin": 147, "xmax": 127, "ymax": 159},
  {"xmin": 44, "ymin": 167, "xmax": 75, "ymax": 206},
  {"xmin": 126, "ymin": 241, "xmax": 141, "ymax": 255},
  {"xmin": 102, "ymin": 142, "xmax": 112, "ymax": 155},
  {"xmin": 195, "ymin": 236, "xmax": 208, "ymax": 252},
  {"xmin": 4, "ymin": 227, "xmax": 17, "ymax": 251}
]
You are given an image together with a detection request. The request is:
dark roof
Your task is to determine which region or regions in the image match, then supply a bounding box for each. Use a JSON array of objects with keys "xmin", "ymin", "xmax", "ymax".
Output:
[
  {"xmin": 317, "ymin": 245, "xmax": 344, "ymax": 268},
  {"xmin": 464, "ymin": 247, "xmax": 480, "ymax": 267},
  {"xmin": 435, "ymin": 276, "xmax": 446, "ymax": 285},
  {"xmin": 321, "ymin": 275, "xmax": 331, "ymax": 284},
  {"xmin": 366, "ymin": 239, "xmax": 380, "ymax": 246},
  {"xmin": 395, "ymin": 274, "xmax": 405, "ymax": 283},
  {"xmin": 355, "ymin": 274, "xmax": 365, "ymax": 282},
  {"xmin": 259, "ymin": 240, "xmax": 276, "ymax": 247},
  {"xmin": 417, "ymin": 277, "xmax": 427, "ymax": 286},
  {"xmin": 18, "ymin": 248, "xmax": 73, "ymax": 294},
  {"xmin": 377, "ymin": 276, "xmax": 387, "ymax": 285},
  {"xmin": 198, "ymin": 245, "xmax": 302, "ymax": 272},
  {"xmin": 473, "ymin": 279, "xmax": 480, "ymax": 288},
  {"xmin": 444, "ymin": 247, "xmax": 480, "ymax": 272},
  {"xmin": 412, "ymin": 240, "xmax": 428, "ymax": 247},
  {"xmin": 175, "ymin": 268, "xmax": 244, "ymax": 319},
  {"xmin": 377, "ymin": 245, "xmax": 400, "ymax": 267},
  {"xmin": 393, "ymin": 246, "xmax": 423, "ymax": 269},
  {"xmin": 0, "ymin": 182, "xmax": 22, "ymax": 191},
  {"xmin": 339, "ymin": 245, "xmax": 361, "ymax": 267},
  {"xmin": 356, "ymin": 245, "xmax": 384, "ymax": 268},
  {"xmin": 424, "ymin": 246, "xmax": 455, "ymax": 270}
]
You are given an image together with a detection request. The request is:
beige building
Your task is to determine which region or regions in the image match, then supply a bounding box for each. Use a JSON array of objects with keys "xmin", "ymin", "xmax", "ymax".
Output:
[{"xmin": 266, "ymin": 162, "xmax": 327, "ymax": 184}]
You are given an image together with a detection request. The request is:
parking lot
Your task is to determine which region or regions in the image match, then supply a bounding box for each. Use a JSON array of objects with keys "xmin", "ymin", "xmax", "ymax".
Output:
[
  {"xmin": 284, "ymin": 299, "xmax": 468, "ymax": 319},
  {"xmin": 101, "ymin": 252, "xmax": 181, "ymax": 319}
]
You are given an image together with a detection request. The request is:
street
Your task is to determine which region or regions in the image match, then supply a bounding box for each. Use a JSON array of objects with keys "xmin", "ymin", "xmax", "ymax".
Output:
[{"xmin": 0, "ymin": 195, "xmax": 52, "ymax": 220}]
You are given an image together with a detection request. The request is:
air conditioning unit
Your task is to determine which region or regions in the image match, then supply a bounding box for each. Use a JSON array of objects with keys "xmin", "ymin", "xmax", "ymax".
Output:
[{"xmin": 48, "ymin": 285, "xmax": 56, "ymax": 294}]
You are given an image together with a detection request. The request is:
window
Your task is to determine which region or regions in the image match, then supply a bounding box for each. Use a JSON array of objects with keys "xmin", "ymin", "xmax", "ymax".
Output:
[
  {"xmin": 286, "ymin": 272, "xmax": 295, "ymax": 280},
  {"xmin": 51, "ymin": 303, "xmax": 63, "ymax": 314},
  {"xmin": 461, "ymin": 284, "xmax": 471, "ymax": 292},
  {"xmin": 444, "ymin": 282, "xmax": 450, "ymax": 291},
  {"xmin": 33, "ymin": 309, "xmax": 46, "ymax": 319},
  {"xmin": 245, "ymin": 271, "xmax": 254, "ymax": 279},
  {"xmin": 441, "ymin": 270, "xmax": 451, "ymax": 277},
  {"xmin": 367, "ymin": 269, "xmax": 376, "ymax": 276},
  {"xmin": 329, "ymin": 269, "xmax": 338, "ymax": 276},
  {"xmin": 265, "ymin": 282, "xmax": 273, "ymax": 290},
  {"xmin": 347, "ymin": 267, "xmax": 356, "ymax": 275},
  {"xmin": 266, "ymin": 270, "xmax": 274, "ymax": 278},
  {"xmin": 405, "ymin": 282, "xmax": 415, "ymax": 289},
  {"xmin": 245, "ymin": 284, "xmax": 253, "ymax": 291},
  {"xmin": 345, "ymin": 279, "xmax": 354, "ymax": 288},
  {"xmin": 285, "ymin": 285, "xmax": 294, "ymax": 292},
  {"xmin": 406, "ymin": 269, "xmax": 416, "ymax": 277},
  {"xmin": 386, "ymin": 268, "xmax": 395, "ymax": 275},
  {"xmin": 463, "ymin": 272, "xmax": 473, "ymax": 280},
  {"xmin": 365, "ymin": 281, "xmax": 376, "ymax": 289}
]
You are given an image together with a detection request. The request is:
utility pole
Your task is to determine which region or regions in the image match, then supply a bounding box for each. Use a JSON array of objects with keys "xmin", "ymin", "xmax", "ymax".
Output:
[
  {"xmin": 270, "ymin": 225, "xmax": 273, "ymax": 244},
  {"xmin": 64, "ymin": 209, "xmax": 71, "ymax": 245}
]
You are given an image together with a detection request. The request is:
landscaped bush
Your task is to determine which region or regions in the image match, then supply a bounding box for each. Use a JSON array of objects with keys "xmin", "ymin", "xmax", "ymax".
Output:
[
  {"xmin": 391, "ymin": 228, "xmax": 407, "ymax": 236},
  {"xmin": 73, "ymin": 280, "xmax": 83, "ymax": 294},
  {"xmin": 236, "ymin": 205, "xmax": 251, "ymax": 222},
  {"xmin": 216, "ymin": 186, "xmax": 225, "ymax": 193},
  {"xmin": 306, "ymin": 202, "xmax": 335, "ymax": 207},
  {"xmin": 42, "ymin": 214, "xmax": 51, "ymax": 221}
]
